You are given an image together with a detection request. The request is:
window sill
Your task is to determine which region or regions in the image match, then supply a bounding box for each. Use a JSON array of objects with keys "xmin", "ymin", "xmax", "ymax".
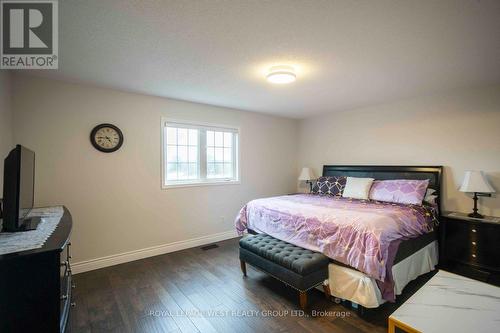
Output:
[{"xmin": 162, "ymin": 180, "xmax": 241, "ymax": 189}]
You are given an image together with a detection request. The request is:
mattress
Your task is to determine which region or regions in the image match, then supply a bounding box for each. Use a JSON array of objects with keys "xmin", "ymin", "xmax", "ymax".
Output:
[{"xmin": 328, "ymin": 230, "xmax": 436, "ymax": 268}]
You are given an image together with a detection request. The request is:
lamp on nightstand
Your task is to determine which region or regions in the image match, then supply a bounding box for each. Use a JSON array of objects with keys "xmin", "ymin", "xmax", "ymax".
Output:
[
  {"xmin": 459, "ymin": 170, "xmax": 495, "ymax": 218},
  {"xmin": 298, "ymin": 167, "xmax": 316, "ymax": 193}
]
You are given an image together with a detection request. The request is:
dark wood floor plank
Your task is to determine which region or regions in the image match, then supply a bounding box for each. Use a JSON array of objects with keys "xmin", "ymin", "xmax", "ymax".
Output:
[
  {"xmin": 158, "ymin": 279, "xmax": 219, "ymax": 333},
  {"xmin": 204, "ymin": 284, "xmax": 289, "ymax": 333},
  {"xmin": 148, "ymin": 278, "xmax": 201, "ymax": 333},
  {"xmin": 185, "ymin": 291, "xmax": 255, "ymax": 333},
  {"xmin": 85, "ymin": 289, "xmax": 128, "ymax": 332},
  {"xmin": 108, "ymin": 264, "xmax": 181, "ymax": 333}
]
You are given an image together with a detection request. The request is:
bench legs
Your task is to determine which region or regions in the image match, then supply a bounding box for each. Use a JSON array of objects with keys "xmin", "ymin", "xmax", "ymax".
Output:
[
  {"xmin": 299, "ymin": 284, "xmax": 329, "ymax": 310},
  {"xmin": 299, "ymin": 291, "xmax": 307, "ymax": 310},
  {"xmin": 323, "ymin": 283, "xmax": 331, "ymax": 299},
  {"xmin": 240, "ymin": 259, "xmax": 247, "ymax": 277}
]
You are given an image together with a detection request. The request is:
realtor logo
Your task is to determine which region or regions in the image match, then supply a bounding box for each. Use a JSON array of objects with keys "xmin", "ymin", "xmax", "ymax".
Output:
[{"xmin": 1, "ymin": 0, "xmax": 58, "ymax": 69}]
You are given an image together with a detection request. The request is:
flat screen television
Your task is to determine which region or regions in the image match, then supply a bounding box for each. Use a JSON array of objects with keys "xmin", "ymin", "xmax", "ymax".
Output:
[{"xmin": 1, "ymin": 145, "xmax": 39, "ymax": 232}]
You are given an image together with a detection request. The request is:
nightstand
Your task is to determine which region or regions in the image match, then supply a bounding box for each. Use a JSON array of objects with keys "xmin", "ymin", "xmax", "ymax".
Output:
[{"xmin": 440, "ymin": 211, "xmax": 500, "ymax": 286}]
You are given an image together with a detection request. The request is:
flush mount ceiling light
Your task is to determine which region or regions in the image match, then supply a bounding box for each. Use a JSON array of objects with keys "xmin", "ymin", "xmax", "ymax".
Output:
[{"xmin": 266, "ymin": 65, "xmax": 296, "ymax": 84}]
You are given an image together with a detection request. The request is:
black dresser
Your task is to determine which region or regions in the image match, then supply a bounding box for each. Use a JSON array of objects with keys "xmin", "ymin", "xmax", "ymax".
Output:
[
  {"xmin": 0, "ymin": 207, "xmax": 73, "ymax": 333},
  {"xmin": 440, "ymin": 211, "xmax": 500, "ymax": 286}
]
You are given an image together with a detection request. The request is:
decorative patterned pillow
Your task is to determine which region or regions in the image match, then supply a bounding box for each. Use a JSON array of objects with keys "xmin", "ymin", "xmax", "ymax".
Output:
[
  {"xmin": 312, "ymin": 176, "xmax": 347, "ymax": 196},
  {"xmin": 369, "ymin": 179, "xmax": 429, "ymax": 206}
]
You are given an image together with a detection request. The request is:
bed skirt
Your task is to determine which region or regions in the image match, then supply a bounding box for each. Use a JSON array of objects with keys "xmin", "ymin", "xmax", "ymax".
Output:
[{"xmin": 325, "ymin": 241, "xmax": 438, "ymax": 308}]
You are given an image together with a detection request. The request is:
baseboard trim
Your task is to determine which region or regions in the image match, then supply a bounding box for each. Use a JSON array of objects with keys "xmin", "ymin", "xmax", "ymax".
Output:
[{"xmin": 71, "ymin": 230, "xmax": 239, "ymax": 274}]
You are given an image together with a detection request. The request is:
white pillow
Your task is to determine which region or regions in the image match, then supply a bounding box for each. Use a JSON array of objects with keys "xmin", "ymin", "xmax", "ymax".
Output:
[{"xmin": 342, "ymin": 177, "xmax": 375, "ymax": 200}]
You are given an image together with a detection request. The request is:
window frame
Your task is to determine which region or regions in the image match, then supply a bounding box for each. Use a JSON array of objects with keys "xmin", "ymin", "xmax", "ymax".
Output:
[{"xmin": 161, "ymin": 118, "xmax": 240, "ymax": 189}]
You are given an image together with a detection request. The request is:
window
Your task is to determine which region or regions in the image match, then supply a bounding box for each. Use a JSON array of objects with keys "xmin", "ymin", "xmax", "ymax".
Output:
[
  {"xmin": 165, "ymin": 127, "xmax": 199, "ymax": 181},
  {"xmin": 162, "ymin": 120, "xmax": 239, "ymax": 187}
]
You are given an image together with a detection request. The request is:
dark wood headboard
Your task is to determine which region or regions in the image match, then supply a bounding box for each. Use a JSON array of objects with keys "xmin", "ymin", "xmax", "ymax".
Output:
[{"xmin": 322, "ymin": 165, "xmax": 443, "ymax": 212}]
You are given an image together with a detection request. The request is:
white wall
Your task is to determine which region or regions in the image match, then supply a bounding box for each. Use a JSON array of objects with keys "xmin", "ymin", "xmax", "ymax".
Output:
[
  {"xmin": 0, "ymin": 72, "xmax": 13, "ymax": 191},
  {"xmin": 12, "ymin": 75, "xmax": 298, "ymax": 266},
  {"xmin": 298, "ymin": 85, "xmax": 500, "ymax": 216}
]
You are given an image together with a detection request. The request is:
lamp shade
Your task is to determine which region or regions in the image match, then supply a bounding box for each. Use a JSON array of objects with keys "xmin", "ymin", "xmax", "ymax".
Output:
[
  {"xmin": 298, "ymin": 167, "xmax": 315, "ymax": 181},
  {"xmin": 459, "ymin": 171, "xmax": 495, "ymax": 193}
]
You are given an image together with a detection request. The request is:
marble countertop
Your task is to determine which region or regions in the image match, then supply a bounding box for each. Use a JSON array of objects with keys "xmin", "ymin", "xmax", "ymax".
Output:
[{"xmin": 390, "ymin": 270, "xmax": 500, "ymax": 333}]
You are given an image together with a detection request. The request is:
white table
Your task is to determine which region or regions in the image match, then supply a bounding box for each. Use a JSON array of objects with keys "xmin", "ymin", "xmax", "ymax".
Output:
[{"xmin": 389, "ymin": 270, "xmax": 500, "ymax": 333}]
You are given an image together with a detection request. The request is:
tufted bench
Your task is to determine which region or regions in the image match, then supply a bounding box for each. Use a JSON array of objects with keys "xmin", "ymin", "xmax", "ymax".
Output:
[{"xmin": 239, "ymin": 234, "xmax": 330, "ymax": 309}]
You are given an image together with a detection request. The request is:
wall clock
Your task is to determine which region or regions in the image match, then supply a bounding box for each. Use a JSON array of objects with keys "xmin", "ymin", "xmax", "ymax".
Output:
[{"xmin": 90, "ymin": 123, "xmax": 124, "ymax": 153}]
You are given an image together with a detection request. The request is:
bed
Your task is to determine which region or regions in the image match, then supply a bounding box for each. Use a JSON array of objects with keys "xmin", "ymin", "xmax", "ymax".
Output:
[{"xmin": 235, "ymin": 165, "xmax": 443, "ymax": 308}]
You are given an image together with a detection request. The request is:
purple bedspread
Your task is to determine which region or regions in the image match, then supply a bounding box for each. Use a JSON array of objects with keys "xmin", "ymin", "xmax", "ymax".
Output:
[{"xmin": 235, "ymin": 194, "xmax": 437, "ymax": 301}]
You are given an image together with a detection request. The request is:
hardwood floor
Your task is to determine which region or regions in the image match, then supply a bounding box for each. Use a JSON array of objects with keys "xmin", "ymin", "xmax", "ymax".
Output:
[{"xmin": 68, "ymin": 238, "xmax": 436, "ymax": 333}]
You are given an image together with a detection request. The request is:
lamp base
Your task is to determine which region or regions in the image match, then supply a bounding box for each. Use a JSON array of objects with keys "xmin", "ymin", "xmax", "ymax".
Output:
[
  {"xmin": 468, "ymin": 212, "xmax": 484, "ymax": 219},
  {"xmin": 306, "ymin": 180, "xmax": 313, "ymax": 193},
  {"xmin": 468, "ymin": 192, "xmax": 486, "ymax": 219}
]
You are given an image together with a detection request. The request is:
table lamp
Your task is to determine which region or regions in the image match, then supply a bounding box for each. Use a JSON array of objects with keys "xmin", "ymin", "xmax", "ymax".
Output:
[{"xmin": 459, "ymin": 170, "xmax": 495, "ymax": 218}]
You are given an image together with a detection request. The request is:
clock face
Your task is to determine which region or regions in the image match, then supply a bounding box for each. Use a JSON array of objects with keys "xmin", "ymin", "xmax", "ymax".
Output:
[{"xmin": 90, "ymin": 124, "xmax": 124, "ymax": 152}]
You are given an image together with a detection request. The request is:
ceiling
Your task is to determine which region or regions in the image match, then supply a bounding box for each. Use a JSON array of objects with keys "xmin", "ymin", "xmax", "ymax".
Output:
[{"xmin": 29, "ymin": 0, "xmax": 500, "ymax": 118}]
